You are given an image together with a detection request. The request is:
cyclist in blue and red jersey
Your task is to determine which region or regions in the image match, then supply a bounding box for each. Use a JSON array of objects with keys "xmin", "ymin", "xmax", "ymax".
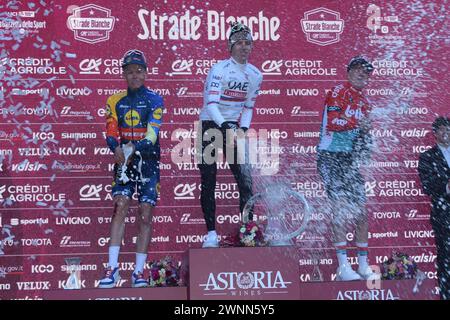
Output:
[
  {"xmin": 317, "ymin": 56, "xmax": 379, "ymax": 281},
  {"xmin": 98, "ymin": 49, "xmax": 164, "ymax": 288}
]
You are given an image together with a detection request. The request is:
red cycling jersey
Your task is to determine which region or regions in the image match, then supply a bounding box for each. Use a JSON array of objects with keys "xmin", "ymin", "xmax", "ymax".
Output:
[{"xmin": 318, "ymin": 82, "xmax": 371, "ymax": 152}]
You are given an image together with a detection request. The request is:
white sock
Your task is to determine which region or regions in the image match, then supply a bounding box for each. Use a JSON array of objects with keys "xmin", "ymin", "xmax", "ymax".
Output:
[
  {"xmin": 356, "ymin": 242, "xmax": 369, "ymax": 270},
  {"xmin": 334, "ymin": 242, "xmax": 348, "ymax": 267},
  {"xmin": 134, "ymin": 253, "xmax": 147, "ymax": 274},
  {"xmin": 108, "ymin": 246, "xmax": 120, "ymax": 269}
]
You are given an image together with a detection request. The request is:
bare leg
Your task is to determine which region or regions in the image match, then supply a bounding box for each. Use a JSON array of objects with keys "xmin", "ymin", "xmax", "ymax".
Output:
[
  {"xmin": 332, "ymin": 199, "xmax": 352, "ymax": 244},
  {"xmin": 136, "ymin": 202, "xmax": 153, "ymax": 253},
  {"xmin": 110, "ymin": 195, "xmax": 130, "ymax": 246},
  {"xmin": 354, "ymin": 206, "xmax": 368, "ymax": 243}
]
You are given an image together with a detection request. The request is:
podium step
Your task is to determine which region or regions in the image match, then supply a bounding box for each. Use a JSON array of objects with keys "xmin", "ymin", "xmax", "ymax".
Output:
[
  {"xmin": 42, "ymin": 286, "xmax": 187, "ymax": 300},
  {"xmin": 185, "ymin": 246, "xmax": 300, "ymax": 300}
]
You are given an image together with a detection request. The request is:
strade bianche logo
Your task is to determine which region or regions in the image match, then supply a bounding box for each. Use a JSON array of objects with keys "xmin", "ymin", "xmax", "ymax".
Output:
[
  {"xmin": 67, "ymin": 4, "xmax": 116, "ymax": 44},
  {"xmin": 200, "ymin": 271, "xmax": 292, "ymax": 296},
  {"xmin": 301, "ymin": 7, "xmax": 344, "ymax": 46}
]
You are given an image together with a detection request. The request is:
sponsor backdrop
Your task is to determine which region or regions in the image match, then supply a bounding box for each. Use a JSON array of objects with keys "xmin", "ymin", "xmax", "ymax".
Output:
[{"xmin": 0, "ymin": 0, "xmax": 448, "ymax": 299}]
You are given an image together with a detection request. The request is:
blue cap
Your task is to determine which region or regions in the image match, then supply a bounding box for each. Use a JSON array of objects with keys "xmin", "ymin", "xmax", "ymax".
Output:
[
  {"xmin": 121, "ymin": 49, "xmax": 147, "ymax": 69},
  {"xmin": 347, "ymin": 56, "xmax": 373, "ymax": 73}
]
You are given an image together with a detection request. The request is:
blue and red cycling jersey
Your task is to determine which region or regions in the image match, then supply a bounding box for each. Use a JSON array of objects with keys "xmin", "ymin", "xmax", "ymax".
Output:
[
  {"xmin": 105, "ymin": 85, "xmax": 163, "ymax": 158},
  {"xmin": 318, "ymin": 82, "xmax": 371, "ymax": 153}
]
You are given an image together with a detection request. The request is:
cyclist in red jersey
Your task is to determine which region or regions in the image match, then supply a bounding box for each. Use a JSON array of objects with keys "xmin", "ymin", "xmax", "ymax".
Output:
[{"xmin": 317, "ymin": 56, "xmax": 379, "ymax": 281}]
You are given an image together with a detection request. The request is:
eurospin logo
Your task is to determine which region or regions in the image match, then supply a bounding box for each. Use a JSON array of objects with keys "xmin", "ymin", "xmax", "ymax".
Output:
[
  {"xmin": 200, "ymin": 270, "xmax": 292, "ymax": 296},
  {"xmin": 261, "ymin": 59, "xmax": 337, "ymax": 76},
  {"xmin": 67, "ymin": 4, "xmax": 116, "ymax": 44}
]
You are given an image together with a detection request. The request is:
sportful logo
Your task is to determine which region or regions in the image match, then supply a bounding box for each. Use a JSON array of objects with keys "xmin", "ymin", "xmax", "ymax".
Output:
[
  {"xmin": 300, "ymin": 7, "xmax": 344, "ymax": 46},
  {"xmin": 67, "ymin": 4, "xmax": 116, "ymax": 44}
]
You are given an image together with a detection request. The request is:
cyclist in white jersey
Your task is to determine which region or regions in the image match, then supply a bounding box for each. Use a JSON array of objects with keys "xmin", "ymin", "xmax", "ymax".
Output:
[{"xmin": 198, "ymin": 22, "xmax": 263, "ymax": 248}]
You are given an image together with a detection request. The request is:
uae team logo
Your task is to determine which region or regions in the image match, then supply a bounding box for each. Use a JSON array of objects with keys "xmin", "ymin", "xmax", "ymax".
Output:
[
  {"xmin": 67, "ymin": 4, "xmax": 116, "ymax": 44},
  {"xmin": 300, "ymin": 7, "xmax": 344, "ymax": 46}
]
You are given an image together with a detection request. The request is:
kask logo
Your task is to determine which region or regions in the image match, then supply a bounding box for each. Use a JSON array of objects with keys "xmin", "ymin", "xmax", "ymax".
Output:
[{"xmin": 67, "ymin": 4, "xmax": 116, "ymax": 44}]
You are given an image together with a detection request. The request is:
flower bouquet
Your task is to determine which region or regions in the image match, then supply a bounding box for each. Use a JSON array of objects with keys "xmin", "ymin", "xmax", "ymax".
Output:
[
  {"xmin": 380, "ymin": 251, "xmax": 418, "ymax": 280},
  {"xmin": 238, "ymin": 220, "xmax": 267, "ymax": 247},
  {"xmin": 148, "ymin": 256, "xmax": 180, "ymax": 287}
]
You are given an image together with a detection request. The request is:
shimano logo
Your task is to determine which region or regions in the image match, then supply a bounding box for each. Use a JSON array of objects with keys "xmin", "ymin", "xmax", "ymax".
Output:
[{"xmin": 61, "ymin": 264, "xmax": 97, "ymax": 272}]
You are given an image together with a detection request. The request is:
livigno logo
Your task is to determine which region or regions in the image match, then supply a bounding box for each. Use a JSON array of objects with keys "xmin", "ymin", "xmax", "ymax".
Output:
[
  {"xmin": 300, "ymin": 7, "xmax": 344, "ymax": 46},
  {"xmin": 67, "ymin": 4, "xmax": 116, "ymax": 44}
]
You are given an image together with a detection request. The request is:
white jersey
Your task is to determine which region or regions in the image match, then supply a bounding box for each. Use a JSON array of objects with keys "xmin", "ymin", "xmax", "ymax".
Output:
[{"xmin": 200, "ymin": 57, "xmax": 263, "ymax": 128}]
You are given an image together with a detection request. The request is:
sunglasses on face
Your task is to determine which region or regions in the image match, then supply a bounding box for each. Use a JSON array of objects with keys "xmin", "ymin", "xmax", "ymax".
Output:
[{"xmin": 124, "ymin": 49, "xmax": 144, "ymax": 57}]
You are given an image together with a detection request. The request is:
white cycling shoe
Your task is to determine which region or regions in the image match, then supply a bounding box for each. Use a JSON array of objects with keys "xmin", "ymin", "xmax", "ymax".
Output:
[{"xmin": 336, "ymin": 264, "xmax": 363, "ymax": 281}]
